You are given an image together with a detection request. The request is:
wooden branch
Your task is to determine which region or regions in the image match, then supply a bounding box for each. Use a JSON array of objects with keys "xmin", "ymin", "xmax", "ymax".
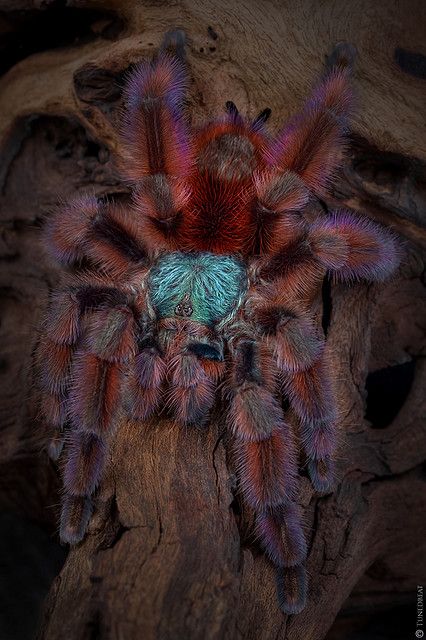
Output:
[{"xmin": 0, "ymin": 2, "xmax": 425, "ymax": 639}]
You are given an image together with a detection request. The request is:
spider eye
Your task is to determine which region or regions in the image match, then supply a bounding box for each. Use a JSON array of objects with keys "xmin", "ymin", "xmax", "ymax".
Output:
[{"xmin": 174, "ymin": 300, "xmax": 194, "ymax": 317}]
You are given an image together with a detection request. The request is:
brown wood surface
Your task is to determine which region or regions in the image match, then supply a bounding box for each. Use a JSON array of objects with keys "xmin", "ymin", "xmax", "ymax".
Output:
[{"xmin": 0, "ymin": 2, "xmax": 425, "ymax": 639}]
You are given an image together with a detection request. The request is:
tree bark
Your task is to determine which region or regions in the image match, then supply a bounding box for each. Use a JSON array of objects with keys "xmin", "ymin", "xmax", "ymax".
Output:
[{"xmin": 0, "ymin": 2, "xmax": 425, "ymax": 639}]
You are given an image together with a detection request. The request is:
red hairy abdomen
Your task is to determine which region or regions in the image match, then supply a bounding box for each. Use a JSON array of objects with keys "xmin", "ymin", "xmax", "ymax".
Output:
[{"xmin": 179, "ymin": 170, "xmax": 254, "ymax": 253}]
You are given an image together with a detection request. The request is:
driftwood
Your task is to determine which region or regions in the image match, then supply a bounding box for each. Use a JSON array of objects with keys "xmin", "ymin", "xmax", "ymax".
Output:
[{"xmin": 0, "ymin": 2, "xmax": 425, "ymax": 639}]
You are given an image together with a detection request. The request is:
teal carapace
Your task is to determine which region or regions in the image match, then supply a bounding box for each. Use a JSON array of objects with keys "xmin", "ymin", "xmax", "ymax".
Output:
[{"xmin": 148, "ymin": 252, "xmax": 247, "ymax": 325}]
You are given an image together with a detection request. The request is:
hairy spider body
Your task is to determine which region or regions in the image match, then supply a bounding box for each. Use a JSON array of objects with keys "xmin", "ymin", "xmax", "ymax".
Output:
[
  {"xmin": 37, "ymin": 32, "xmax": 399, "ymax": 615},
  {"xmin": 149, "ymin": 252, "xmax": 247, "ymax": 323}
]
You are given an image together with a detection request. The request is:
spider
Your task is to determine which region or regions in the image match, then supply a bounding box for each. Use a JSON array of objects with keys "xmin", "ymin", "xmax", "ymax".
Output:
[{"xmin": 36, "ymin": 31, "xmax": 399, "ymax": 614}]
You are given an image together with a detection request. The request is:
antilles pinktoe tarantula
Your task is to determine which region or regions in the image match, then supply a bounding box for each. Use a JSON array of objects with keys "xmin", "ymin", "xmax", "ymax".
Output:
[{"xmin": 37, "ymin": 31, "xmax": 399, "ymax": 614}]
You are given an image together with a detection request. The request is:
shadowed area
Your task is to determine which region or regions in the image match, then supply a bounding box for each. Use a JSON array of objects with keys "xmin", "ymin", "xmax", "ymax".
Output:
[
  {"xmin": 0, "ymin": 6, "xmax": 124, "ymax": 77},
  {"xmin": 365, "ymin": 359, "xmax": 416, "ymax": 428},
  {"xmin": 0, "ymin": 512, "xmax": 67, "ymax": 640}
]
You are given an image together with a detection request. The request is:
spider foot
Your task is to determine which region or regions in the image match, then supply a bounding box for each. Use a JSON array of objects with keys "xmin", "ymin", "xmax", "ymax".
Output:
[
  {"xmin": 60, "ymin": 495, "xmax": 93, "ymax": 545},
  {"xmin": 325, "ymin": 42, "xmax": 357, "ymax": 73},
  {"xmin": 276, "ymin": 565, "xmax": 307, "ymax": 615},
  {"xmin": 308, "ymin": 456, "xmax": 334, "ymax": 493},
  {"xmin": 161, "ymin": 28, "xmax": 186, "ymax": 61},
  {"xmin": 47, "ymin": 434, "xmax": 65, "ymax": 461}
]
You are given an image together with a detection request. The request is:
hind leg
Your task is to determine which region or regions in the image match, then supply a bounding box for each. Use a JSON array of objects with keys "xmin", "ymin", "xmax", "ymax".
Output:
[
  {"xmin": 228, "ymin": 337, "xmax": 308, "ymax": 614},
  {"xmin": 282, "ymin": 353, "xmax": 337, "ymax": 492}
]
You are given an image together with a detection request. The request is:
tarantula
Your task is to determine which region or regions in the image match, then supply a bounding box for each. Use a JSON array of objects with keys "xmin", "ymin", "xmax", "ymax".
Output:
[{"xmin": 36, "ymin": 31, "xmax": 398, "ymax": 614}]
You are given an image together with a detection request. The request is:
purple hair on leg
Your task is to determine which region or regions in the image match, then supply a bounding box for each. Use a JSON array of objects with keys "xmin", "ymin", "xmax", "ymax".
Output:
[
  {"xmin": 264, "ymin": 68, "xmax": 352, "ymax": 196},
  {"xmin": 68, "ymin": 352, "xmax": 122, "ymax": 435},
  {"xmin": 60, "ymin": 495, "xmax": 93, "ymax": 545},
  {"xmin": 235, "ymin": 423, "xmax": 297, "ymax": 510},
  {"xmin": 229, "ymin": 385, "xmax": 285, "ymax": 442},
  {"xmin": 314, "ymin": 209, "xmax": 401, "ymax": 282},
  {"xmin": 85, "ymin": 307, "xmax": 136, "ymax": 363},
  {"xmin": 301, "ymin": 417, "xmax": 335, "ymax": 461},
  {"xmin": 45, "ymin": 195, "xmax": 98, "ymax": 266},
  {"xmin": 63, "ymin": 431, "xmax": 107, "ymax": 497},
  {"xmin": 282, "ymin": 356, "xmax": 336, "ymax": 426},
  {"xmin": 169, "ymin": 352, "xmax": 215, "ymax": 425},
  {"xmin": 276, "ymin": 565, "xmax": 307, "ymax": 615},
  {"xmin": 128, "ymin": 346, "xmax": 166, "ymax": 420},
  {"xmin": 256, "ymin": 501, "xmax": 307, "ymax": 567},
  {"xmin": 43, "ymin": 290, "xmax": 81, "ymax": 346},
  {"xmin": 283, "ymin": 354, "xmax": 337, "ymax": 492},
  {"xmin": 121, "ymin": 53, "xmax": 192, "ymax": 180},
  {"xmin": 38, "ymin": 340, "xmax": 73, "ymax": 395},
  {"xmin": 308, "ymin": 456, "xmax": 335, "ymax": 493}
]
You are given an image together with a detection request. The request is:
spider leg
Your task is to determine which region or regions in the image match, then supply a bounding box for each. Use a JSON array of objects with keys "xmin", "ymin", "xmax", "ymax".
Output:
[
  {"xmin": 229, "ymin": 338, "xmax": 307, "ymax": 614},
  {"xmin": 249, "ymin": 63, "xmax": 353, "ymax": 256},
  {"xmin": 309, "ymin": 209, "xmax": 400, "ymax": 282},
  {"xmin": 45, "ymin": 195, "xmax": 98, "ymax": 267},
  {"xmin": 257, "ymin": 236, "xmax": 325, "ymax": 305},
  {"xmin": 46, "ymin": 197, "xmax": 148, "ymax": 277},
  {"xmin": 253, "ymin": 300, "xmax": 324, "ymax": 372},
  {"xmin": 127, "ymin": 328, "xmax": 167, "ymax": 422},
  {"xmin": 121, "ymin": 46, "xmax": 191, "ymax": 181},
  {"xmin": 163, "ymin": 323, "xmax": 225, "ymax": 425},
  {"xmin": 282, "ymin": 352, "xmax": 337, "ymax": 493},
  {"xmin": 36, "ymin": 289, "xmax": 81, "ymax": 459},
  {"xmin": 61, "ymin": 299, "xmax": 138, "ymax": 544},
  {"xmin": 250, "ymin": 169, "xmax": 310, "ymax": 255},
  {"xmin": 263, "ymin": 65, "xmax": 352, "ymax": 197},
  {"xmin": 121, "ymin": 39, "xmax": 192, "ymax": 253},
  {"xmin": 37, "ymin": 277, "xmax": 135, "ymax": 457},
  {"xmin": 258, "ymin": 504, "xmax": 308, "ymax": 615},
  {"xmin": 168, "ymin": 350, "xmax": 216, "ymax": 425},
  {"xmin": 229, "ymin": 338, "xmax": 296, "ymax": 509},
  {"xmin": 37, "ymin": 273, "xmax": 148, "ymax": 544}
]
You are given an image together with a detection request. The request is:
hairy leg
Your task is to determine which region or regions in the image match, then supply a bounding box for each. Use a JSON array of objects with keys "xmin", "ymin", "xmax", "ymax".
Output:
[
  {"xmin": 36, "ymin": 289, "xmax": 82, "ymax": 459},
  {"xmin": 282, "ymin": 352, "xmax": 337, "ymax": 493},
  {"xmin": 126, "ymin": 298, "xmax": 168, "ymax": 422},
  {"xmin": 263, "ymin": 65, "xmax": 352, "ymax": 197},
  {"xmin": 257, "ymin": 234, "xmax": 326, "ymax": 303},
  {"xmin": 308, "ymin": 209, "xmax": 400, "ymax": 282},
  {"xmin": 160, "ymin": 320, "xmax": 224, "ymax": 425},
  {"xmin": 229, "ymin": 338, "xmax": 307, "ymax": 614},
  {"xmin": 37, "ymin": 273, "xmax": 150, "ymax": 543},
  {"xmin": 121, "ymin": 33, "xmax": 193, "ymax": 253},
  {"xmin": 61, "ymin": 299, "xmax": 138, "ymax": 543},
  {"xmin": 250, "ymin": 169, "xmax": 309, "ymax": 255},
  {"xmin": 46, "ymin": 196, "xmax": 149, "ymax": 277},
  {"xmin": 252, "ymin": 298, "xmax": 324, "ymax": 373}
]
